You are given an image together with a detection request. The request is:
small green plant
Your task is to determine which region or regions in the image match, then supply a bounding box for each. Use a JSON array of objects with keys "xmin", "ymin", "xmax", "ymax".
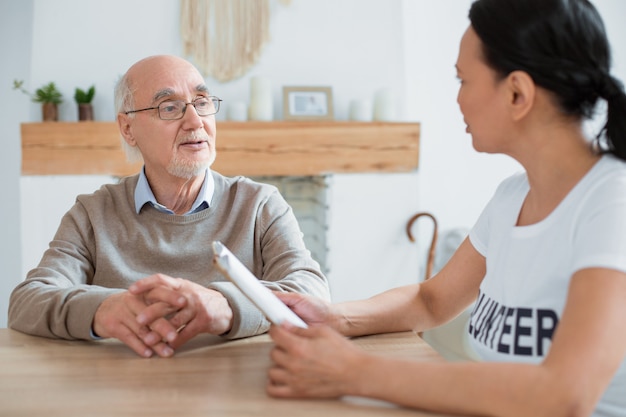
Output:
[
  {"xmin": 13, "ymin": 80, "xmax": 64, "ymax": 104},
  {"xmin": 74, "ymin": 85, "xmax": 95, "ymax": 104}
]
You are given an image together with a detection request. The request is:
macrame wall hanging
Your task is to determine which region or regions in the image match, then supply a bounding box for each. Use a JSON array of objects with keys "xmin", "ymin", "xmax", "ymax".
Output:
[{"xmin": 181, "ymin": 0, "xmax": 290, "ymax": 82}]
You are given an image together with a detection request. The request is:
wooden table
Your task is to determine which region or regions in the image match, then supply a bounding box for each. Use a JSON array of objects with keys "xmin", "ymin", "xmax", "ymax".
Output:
[{"xmin": 0, "ymin": 329, "xmax": 457, "ymax": 417}]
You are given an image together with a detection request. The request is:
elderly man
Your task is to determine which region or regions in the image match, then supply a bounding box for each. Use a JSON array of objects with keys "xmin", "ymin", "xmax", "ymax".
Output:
[{"xmin": 9, "ymin": 55, "xmax": 330, "ymax": 358}]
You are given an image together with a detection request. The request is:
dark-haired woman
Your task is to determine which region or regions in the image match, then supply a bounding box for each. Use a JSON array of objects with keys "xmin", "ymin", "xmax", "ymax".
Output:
[{"xmin": 266, "ymin": 1, "xmax": 626, "ymax": 416}]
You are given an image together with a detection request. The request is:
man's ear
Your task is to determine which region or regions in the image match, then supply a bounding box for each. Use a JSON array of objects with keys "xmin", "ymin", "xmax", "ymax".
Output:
[
  {"xmin": 117, "ymin": 113, "xmax": 136, "ymax": 147},
  {"xmin": 506, "ymin": 70, "xmax": 535, "ymax": 121}
]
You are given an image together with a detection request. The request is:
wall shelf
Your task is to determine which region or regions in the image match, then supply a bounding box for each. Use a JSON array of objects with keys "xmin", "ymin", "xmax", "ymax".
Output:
[{"xmin": 21, "ymin": 121, "xmax": 420, "ymax": 177}]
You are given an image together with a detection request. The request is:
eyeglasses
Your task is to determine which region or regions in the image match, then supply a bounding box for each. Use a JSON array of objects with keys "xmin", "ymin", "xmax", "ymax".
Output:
[{"xmin": 124, "ymin": 96, "xmax": 222, "ymax": 120}]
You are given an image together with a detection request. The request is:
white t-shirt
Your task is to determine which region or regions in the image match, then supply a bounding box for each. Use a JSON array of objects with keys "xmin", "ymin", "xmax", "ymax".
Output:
[{"xmin": 468, "ymin": 155, "xmax": 626, "ymax": 417}]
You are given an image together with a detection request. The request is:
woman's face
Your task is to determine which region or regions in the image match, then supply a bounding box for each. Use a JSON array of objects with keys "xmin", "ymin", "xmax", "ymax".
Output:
[{"xmin": 455, "ymin": 26, "xmax": 511, "ymax": 154}]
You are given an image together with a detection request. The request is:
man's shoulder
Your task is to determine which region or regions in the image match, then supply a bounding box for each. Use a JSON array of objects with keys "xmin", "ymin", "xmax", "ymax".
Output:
[
  {"xmin": 75, "ymin": 174, "xmax": 139, "ymax": 206},
  {"xmin": 211, "ymin": 171, "xmax": 278, "ymax": 196}
]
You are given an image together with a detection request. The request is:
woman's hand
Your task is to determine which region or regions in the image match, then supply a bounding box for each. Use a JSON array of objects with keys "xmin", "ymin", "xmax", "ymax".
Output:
[
  {"xmin": 273, "ymin": 291, "xmax": 337, "ymax": 329},
  {"xmin": 266, "ymin": 323, "xmax": 368, "ymax": 398}
]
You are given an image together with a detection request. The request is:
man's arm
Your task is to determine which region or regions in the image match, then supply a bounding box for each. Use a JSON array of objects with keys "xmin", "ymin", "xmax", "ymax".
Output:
[{"xmin": 8, "ymin": 203, "xmax": 115, "ymax": 340}]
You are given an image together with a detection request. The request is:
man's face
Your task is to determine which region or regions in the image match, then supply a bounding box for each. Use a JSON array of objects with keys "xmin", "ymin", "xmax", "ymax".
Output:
[{"xmin": 119, "ymin": 56, "xmax": 217, "ymax": 181}]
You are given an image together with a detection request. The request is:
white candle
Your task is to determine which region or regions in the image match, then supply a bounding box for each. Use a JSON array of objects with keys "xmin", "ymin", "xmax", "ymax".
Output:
[
  {"xmin": 248, "ymin": 76, "xmax": 273, "ymax": 121},
  {"xmin": 349, "ymin": 99, "xmax": 372, "ymax": 122},
  {"xmin": 248, "ymin": 98, "xmax": 273, "ymax": 121},
  {"xmin": 250, "ymin": 76, "xmax": 271, "ymax": 98},
  {"xmin": 373, "ymin": 88, "xmax": 396, "ymax": 121}
]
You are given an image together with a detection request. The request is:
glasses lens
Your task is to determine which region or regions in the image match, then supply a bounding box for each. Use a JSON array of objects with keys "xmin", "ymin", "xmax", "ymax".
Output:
[
  {"xmin": 211, "ymin": 97, "xmax": 221, "ymax": 114},
  {"xmin": 157, "ymin": 97, "xmax": 221, "ymax": 119},
  {"xmin": 158, "ymin": 101, "xmax": 185, "ymax": 120},
  {"xmin": 193, "ymin": 98, "xmax": 213, "ymax": 116},
  {"xmin": 194, "ymin": 97, "xmax": 220, "ymax": 116}
]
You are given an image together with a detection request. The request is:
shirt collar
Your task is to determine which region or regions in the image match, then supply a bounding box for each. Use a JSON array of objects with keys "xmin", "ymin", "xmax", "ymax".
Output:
[{"xmin": 134, "ymin": 167, "xmax": 214, "ymax": 215}]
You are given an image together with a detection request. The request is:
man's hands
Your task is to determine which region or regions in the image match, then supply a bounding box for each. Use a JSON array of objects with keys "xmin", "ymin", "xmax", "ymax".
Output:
[
  {"xmin": 93, "ymin": 274, "xmax": 234, "ymax": 358},
  {"xmin": 93, "ymin": 291, "xmax": 183, "ymax": 358},
  {"xmin": 130, "ymin": 274, "xmax": 234, "ymax": 349}
]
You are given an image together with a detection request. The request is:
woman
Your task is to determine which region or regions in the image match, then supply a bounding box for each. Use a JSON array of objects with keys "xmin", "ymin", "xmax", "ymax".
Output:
[{"xmin": 266, "ymin": 0, "xmax": 626, "ymax": 416}]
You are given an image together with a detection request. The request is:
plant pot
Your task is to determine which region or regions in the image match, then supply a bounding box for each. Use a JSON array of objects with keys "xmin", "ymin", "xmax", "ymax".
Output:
[
  {"xmin": 42, "ymin": 103, "xmax": 58, "ymax": 121},
  {"xmin": 78, "ymin": 103, "xmax": 94, "ymax": 121}
]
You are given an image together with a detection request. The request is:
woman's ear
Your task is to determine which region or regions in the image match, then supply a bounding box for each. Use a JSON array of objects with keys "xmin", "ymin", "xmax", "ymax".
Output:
[
  {"xmin": 506, "ymin": 70, "xmax": 536, "ymax": 121},
  {"xmin": 117, "ymin": 113, "xmax": 136, "ymax": 147}
]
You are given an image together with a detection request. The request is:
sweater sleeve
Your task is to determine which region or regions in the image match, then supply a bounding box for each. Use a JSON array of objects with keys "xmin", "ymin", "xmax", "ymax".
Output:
[
  {"xmin": 211, "ymin": 187, "xmax": 330, "ymax": 339},
  {"xmin": 8, "ymin": 200, "xmax": 124, "ymax": 340}
]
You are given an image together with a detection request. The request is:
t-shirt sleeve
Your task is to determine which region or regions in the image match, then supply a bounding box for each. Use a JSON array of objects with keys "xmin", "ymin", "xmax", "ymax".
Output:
[{"xmin": 571, "ymin": 176, "xmax": 626, "ymax": 275}]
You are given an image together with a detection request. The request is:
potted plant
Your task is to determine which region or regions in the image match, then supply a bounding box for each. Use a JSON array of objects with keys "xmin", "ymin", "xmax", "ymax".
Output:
[
  {"xmin": 13, "ymin": 80, "xmax": 64, "ymax": 121},
  {"xmin": 74, "ymin": 85, "xmax": 96, "ymax": 121}
]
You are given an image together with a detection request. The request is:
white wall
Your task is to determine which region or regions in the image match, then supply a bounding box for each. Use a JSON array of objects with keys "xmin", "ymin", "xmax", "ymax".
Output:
[
  {"xmin": 2, "ymin": 0, "xmax": 626, "ymax": 326},
  {"xmin": 0, "ymin": 0, "xmax": 33, "ymax": 328}
]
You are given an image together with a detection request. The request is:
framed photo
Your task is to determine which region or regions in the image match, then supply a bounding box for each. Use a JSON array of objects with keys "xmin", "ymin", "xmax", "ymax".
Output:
[{"xmin": 283, "ymin": 86, "xmax": 334, "ymax": 121}]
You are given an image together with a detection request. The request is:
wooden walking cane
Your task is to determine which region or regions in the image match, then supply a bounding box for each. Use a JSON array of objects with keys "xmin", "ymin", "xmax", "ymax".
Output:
[
  {"xmin": 406, "ymin": 212, "xmax": 438, "ymax": 281},
  {"xmin": 406, "ymin": 212, "xmax": 439, "ymax": 337}
]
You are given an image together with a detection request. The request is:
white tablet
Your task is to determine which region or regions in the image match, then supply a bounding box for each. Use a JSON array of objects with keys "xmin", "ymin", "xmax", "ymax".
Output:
[{"xmin": 212, "ymin": 241, "xmax": 308, "ymax": 328}]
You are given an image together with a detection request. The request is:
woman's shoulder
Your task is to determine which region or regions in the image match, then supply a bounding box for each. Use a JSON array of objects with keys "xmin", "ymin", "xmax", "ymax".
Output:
[
  {"xmin": 583, "ymin": 154, "xmax": 626, "ymax": 191},
  {"xmin": 492, "ymin": 170, "xmax": 529, "ymax": 198},
  {"xmin": 596, "ymin": 154, "xmax": 626, "ymax": 176}
]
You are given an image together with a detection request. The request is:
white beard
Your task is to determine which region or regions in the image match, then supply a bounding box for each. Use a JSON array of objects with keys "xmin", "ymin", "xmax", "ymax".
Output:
[
  {"xmin": 166, "ymin": 131, "xmax": 216, "ymax": 179},
  {"xmin": 166, "ymin": 155, "xmax": 213, "ymax": 179}
]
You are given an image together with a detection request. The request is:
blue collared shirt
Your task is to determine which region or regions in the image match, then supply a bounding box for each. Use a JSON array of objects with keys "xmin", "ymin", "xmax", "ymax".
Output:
[{"xmin": 134, "ymin": 167, "xmax": 214, "ymax": 215}]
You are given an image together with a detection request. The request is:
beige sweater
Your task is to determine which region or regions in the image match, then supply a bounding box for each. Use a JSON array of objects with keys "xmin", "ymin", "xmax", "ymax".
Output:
[{"xmin": 9, "ymin": 172, "xmax": 329, "ymax": 340}]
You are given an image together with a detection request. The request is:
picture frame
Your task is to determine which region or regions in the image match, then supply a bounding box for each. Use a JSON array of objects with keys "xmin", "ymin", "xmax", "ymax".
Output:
[{"xmin": 282, "ymin": 86, "xmax": 334, "ymax": 121}]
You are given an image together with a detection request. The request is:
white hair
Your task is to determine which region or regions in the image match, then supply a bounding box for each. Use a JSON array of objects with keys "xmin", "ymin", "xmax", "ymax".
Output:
[{"xmin": 114, "ymin": 73, "xmax": 143, "ymax": 163}]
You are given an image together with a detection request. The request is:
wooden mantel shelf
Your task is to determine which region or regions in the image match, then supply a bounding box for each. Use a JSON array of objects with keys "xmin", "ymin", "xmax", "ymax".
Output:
[{"xmin": 21, "ymin": 121, "xmax": 420, "ymax": 177}]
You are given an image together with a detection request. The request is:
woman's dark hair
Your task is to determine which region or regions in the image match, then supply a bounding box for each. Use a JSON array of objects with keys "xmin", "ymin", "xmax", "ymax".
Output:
[{"xmin": 469, "ymin": 0, "xmax": 626, "ymax": 161}]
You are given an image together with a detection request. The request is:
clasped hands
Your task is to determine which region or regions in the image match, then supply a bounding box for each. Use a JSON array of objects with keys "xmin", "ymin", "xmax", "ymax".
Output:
[{"xmin": 93, "ymin": 273, "xmax": 234, "ymax": 358}]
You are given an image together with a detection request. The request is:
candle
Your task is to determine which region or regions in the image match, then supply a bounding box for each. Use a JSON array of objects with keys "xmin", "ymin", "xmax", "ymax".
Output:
[
  {"xmin": 373, "ymin": 88, "xmax": 396, "ymax": 121},
  {"xmin": 248, "ymin": 76, "xmax": 273, "ymax": 121},
  {"xmin": 349, "ymin": 99, "xmax": 372, "ymax": 122}
]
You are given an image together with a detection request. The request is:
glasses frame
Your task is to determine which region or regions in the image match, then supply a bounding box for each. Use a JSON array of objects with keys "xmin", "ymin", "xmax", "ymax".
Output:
[{"xmin": 123, "ymin": 96, "xmax": 222, "ymax": 120}]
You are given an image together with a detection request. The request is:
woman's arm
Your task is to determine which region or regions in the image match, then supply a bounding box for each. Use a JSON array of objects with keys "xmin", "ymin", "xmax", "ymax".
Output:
[
  {"xmin": 333, "ymin": 238, "xmax": 486, "ymax": 337},
  {"xmin": 269, "ymin": 267, "xmax": 626, "ymax": 417}
]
